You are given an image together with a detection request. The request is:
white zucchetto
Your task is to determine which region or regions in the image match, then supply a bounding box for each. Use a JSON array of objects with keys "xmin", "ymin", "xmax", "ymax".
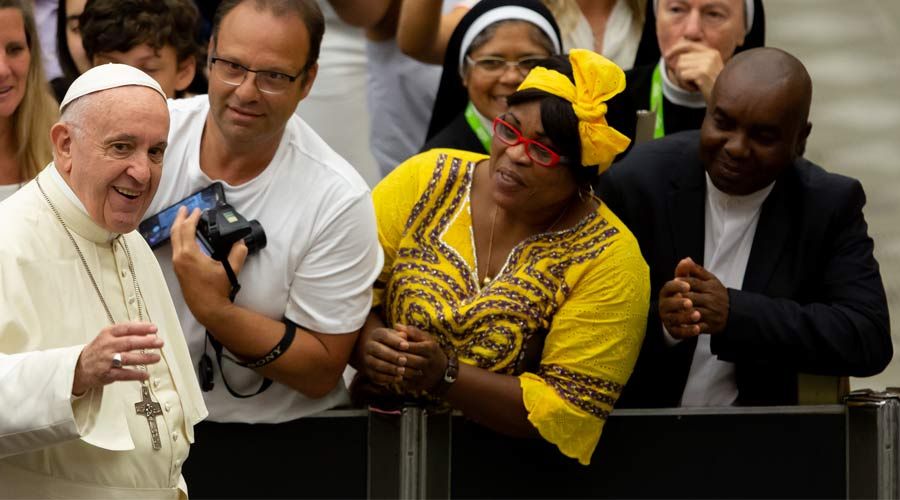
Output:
[{"xmin": 60, "ymin": 63, "xmax": 167, "ymax": 113}]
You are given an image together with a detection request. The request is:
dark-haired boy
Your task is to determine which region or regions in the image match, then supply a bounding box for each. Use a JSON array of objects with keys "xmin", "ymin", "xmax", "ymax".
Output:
[{"xmin": 80, "ymin": 0, "xmax": 202, "ymax": 98}]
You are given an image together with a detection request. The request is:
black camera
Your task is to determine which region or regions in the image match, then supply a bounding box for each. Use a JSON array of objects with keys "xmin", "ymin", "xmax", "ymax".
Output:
[{"xmin": 196, "ymin": 203, "xmax": 267, "ymax": 261}]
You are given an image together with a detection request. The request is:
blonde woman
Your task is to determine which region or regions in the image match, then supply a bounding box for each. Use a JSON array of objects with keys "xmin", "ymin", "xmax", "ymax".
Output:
[
  {"xmin": 544, "ymin": 0, "xmax": 645, "ymax": 70},
  {"xmin": 0, "ymin": 0, "xmax": 58, "ymax": 202}
]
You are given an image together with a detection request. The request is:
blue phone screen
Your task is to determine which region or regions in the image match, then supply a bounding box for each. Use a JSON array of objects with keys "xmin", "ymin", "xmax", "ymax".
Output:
[{"xmin": 140, "ymin": 185, "xmax": 223, "ymax": 248}]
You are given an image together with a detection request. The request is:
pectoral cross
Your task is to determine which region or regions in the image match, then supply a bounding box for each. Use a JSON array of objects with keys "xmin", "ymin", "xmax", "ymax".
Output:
[{"xmin": 135, "ymin": 386, "xmax": 163, "ymax": 450}]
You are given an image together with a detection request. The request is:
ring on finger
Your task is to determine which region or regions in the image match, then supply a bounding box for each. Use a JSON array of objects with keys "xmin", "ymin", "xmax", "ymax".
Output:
[{"xmin": 112, "ymin": 352, "xmax": 123, "ymax": 369}]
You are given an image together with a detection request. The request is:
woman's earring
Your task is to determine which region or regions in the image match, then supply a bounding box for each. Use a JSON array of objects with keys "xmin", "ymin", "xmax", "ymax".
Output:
[{"xmin": 578, "ymin": 185, "xmax": 594, "ymax": 202}]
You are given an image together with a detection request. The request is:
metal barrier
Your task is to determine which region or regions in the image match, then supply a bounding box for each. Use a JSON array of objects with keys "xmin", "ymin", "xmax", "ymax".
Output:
[
  {"xmin": 183, "ymin": 394, "xmax": 900, "ymax": 499},
  {"xmin": 373, "ymin": 405, "xmax": 849, "ymax": 499},
  {"xmin": 847, "ymin": 389, "xmax": 900, "ymax": 499}
]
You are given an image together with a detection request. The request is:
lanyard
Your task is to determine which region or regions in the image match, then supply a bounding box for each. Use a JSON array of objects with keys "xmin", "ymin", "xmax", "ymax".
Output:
[
  {"xmin": 464, "ymin": 101, "xmax": 493, "ymax": 153},
  {"xmin": 650, "ymin": 63, "xmax": 665, "ymax": 139}
]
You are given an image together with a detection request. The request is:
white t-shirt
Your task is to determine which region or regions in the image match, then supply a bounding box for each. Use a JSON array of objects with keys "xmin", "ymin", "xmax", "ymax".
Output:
[{"xmin": 146, "ymin": 96, "xmax": 384, "ymax": 423}]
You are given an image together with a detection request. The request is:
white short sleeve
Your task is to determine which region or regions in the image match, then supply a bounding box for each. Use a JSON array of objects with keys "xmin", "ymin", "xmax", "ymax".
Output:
[{"xmin": 286, "ymin": 193, "xmax": 383, "ymax": 333}]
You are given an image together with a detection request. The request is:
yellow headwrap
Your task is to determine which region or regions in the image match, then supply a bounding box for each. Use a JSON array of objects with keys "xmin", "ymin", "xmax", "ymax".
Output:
[{"xmin": 516, "ymin": 49, "xmax": 631, "ymax": 173}]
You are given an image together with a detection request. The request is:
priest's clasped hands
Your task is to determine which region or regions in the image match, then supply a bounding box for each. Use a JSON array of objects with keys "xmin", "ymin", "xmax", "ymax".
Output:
[
  {"xmin": 659, "ymin": 257, "xmax": 730, "ymax": 339},
  {"xmin": 71, "ymin": 322, "xmax": 163, "ymax": 396}
]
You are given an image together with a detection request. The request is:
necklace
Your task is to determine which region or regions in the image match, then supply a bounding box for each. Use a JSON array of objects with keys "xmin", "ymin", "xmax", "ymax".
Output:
[
  {"xmin": 480, "ymin": 199, "xmax": 572, "ymax": 286},
  {"xmin": 36, "ymin": 177, "xmax": 164, "ymax": 451},
  {"xmin": 481, "ymin": 205, "xmax": 499, "ymax": 286}
]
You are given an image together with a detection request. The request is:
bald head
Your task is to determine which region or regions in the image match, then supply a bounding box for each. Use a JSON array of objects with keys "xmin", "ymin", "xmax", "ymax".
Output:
[
  {"xmin": 714, "ymin": 47, "xmax": 812, "ymax": 127},
  {"xmin": 700, "ymin": 47, "xmax": 814, "ymax": 196}
]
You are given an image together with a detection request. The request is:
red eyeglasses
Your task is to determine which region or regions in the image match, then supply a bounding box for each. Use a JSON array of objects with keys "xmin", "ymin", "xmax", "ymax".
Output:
[{"xmin": 492, "ymin": 117, "xmax": 567, "ymax": 168}]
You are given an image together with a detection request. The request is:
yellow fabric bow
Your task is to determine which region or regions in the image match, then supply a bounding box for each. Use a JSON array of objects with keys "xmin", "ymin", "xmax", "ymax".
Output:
[{"xmin": 517, "ymin": 49, "xmax": 631, "ymax": 172}]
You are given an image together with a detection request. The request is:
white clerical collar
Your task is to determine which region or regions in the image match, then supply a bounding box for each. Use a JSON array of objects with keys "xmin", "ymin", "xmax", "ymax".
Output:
[
  {"xmin": 705, "ymin": 172, "xmax": 775, "ymax": 211},
  {"xmin": 659, "ymin": 58, "xmax": 707, "ymax": 109},
  {"xmin": 48, "ymin": 162, "xmax": 89, "ymax": 213},
  {"xmin": 44, "ymin": 164, "xmax": 119, "ymax": 243}
]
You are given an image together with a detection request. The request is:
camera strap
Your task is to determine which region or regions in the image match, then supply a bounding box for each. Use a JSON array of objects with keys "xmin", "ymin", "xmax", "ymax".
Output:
[
  {"xmin": 223, "ymin": 259, "xmax": 241, "ymax": 301},
  {"xmin": 205, "ymin": 333, "xmax": 274, "ymax": 398},
  {"xmin": 198, "ymin": 258, "xmax": 274, "ymax": 398}
]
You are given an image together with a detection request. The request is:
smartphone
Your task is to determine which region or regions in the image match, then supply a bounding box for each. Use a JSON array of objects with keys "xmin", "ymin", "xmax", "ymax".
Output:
[{"xmin": 139, "ymin": 182, "xmax": 226, "ymax": 249}]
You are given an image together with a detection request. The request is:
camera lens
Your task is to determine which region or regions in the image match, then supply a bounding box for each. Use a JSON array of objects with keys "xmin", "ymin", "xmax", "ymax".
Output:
[{"xmin": 245, "ymin": 220, "xmax": 267, "ymax": 254}]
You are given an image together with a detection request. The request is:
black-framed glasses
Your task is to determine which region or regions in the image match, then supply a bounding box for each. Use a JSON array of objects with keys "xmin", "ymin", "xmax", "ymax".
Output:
[
  {"xmin": 209, "ymin": 56, "xmax": 303, "ymax": 95},
  {"xmin": 465, "ymin": 55, "xmax": 545, "ymax": 77},
  {"xmin": 492, "ymin": 117, "xmax": 567, "ymax": 168}
]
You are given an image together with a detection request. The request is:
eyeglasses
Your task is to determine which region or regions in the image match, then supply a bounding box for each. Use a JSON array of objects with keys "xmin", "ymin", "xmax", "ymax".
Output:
[
  {"xmin": 465, "ymin": 55, "xmax": 545, "ymax": 77},
  {"xmin": 492, "ymin": 117, "xmax": 566, "ymax": 168},
  {"xmin": 209, "ymin": 56, "xmax": 304, "ymax": 95}
]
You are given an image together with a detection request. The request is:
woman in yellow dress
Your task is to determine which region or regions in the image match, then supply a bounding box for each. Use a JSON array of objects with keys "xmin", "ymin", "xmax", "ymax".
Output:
[{"xmin": 353, "ymin": 50, "xmax": 649, "ymax": 465}]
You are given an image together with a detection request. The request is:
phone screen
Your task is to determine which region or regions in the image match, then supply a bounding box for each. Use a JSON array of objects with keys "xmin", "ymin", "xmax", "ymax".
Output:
[{"xmin": 139, "ymin": 183, "xmax": 225, "ymax": 249}]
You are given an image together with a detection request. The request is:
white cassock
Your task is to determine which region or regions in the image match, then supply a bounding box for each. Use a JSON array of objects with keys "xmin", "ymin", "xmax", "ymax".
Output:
[{"xmin": 0, "ymin": 165, "xmax": 207, "ymax": 499}]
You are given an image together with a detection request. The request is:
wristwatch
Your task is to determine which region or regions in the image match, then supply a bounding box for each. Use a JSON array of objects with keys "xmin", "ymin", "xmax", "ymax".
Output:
[{"xmin": 431, "ymin": 351, "xmax": 458, "ymax": 397}]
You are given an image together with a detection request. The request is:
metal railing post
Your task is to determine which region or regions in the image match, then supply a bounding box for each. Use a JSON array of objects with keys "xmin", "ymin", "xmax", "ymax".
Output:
[
  {"xmin": 367, "ymin": 405, "xmax": 451, "ymax": 500},
  {"xmin": 847, "ymin": 389, "xmax": 900, "ymax": 499}
]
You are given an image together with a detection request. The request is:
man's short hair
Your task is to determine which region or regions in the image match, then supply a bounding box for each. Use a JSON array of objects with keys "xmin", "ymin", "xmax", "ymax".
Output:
[
  {"xmin": 211, "ymin": 0, "xmax": 324, "ymax": 73},
  {"xmin": 80, "ymin": 0, "xmax": 203, "ymax": 64}
]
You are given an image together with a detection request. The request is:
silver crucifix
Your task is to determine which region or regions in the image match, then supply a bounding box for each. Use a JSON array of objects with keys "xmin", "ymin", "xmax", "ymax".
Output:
[{"xmin": 134, "ymin": 385, "xmax": 163, "ymax": 450}]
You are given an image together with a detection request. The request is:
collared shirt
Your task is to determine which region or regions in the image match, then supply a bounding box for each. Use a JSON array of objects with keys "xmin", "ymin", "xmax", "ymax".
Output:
[{"xmin": 678, "ymin": 173, "xmax": 774, "ymax": 406}]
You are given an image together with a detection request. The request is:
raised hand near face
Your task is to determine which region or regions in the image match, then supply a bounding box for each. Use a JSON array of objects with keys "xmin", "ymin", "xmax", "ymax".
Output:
[{"xmin": 664, "ymin": 40, "xmax": 726, "ymax": 103}]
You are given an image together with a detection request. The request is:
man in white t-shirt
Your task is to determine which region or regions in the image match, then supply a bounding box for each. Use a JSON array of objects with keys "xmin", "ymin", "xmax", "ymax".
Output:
[{"xmin": 142, "ymin": 1, "xmax": 383, "ymax": 496}]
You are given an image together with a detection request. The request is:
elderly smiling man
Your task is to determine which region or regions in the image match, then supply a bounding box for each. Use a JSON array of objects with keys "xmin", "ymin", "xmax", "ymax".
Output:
[{"xmin": 0, "ymin": 64, "xmax": 206, "ymax": 499}]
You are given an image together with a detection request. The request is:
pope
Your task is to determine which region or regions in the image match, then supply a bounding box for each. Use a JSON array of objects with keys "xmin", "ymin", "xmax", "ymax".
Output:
[{"xmin": 0, "ymin": 64, "xmax": 206, "ymax": 499}]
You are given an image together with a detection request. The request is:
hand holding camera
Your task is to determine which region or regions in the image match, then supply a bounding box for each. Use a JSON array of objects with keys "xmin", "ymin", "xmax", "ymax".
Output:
[
  {"xmin": 196, "ymin": 203, "xmax": 267, "ymax": 262},
  {"xmin": 169, "ymin": 199, "xmax": 275, "ymax": 396},
  {"xmin": 170, "ymin": 203, "xmax": 264, "ymax": 324},
  {"xmin": 141, "ymin": 183, "xmax": 267, "ymax": 261}
]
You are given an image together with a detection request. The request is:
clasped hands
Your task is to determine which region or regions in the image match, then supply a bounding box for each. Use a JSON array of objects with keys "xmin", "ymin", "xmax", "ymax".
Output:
[
  {"xmin": 659, "ymin": 257, "xmax": 729, "ymax": 339},
  {"xmin": 359, "ymin": 324, "xmax": 448, "ymax": 394}
]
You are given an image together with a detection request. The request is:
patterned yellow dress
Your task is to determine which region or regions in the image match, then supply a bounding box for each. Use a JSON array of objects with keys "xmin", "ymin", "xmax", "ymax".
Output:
[{"xmin": 373, "ymin": 149, "xmax": 649, "ymax": 465}]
